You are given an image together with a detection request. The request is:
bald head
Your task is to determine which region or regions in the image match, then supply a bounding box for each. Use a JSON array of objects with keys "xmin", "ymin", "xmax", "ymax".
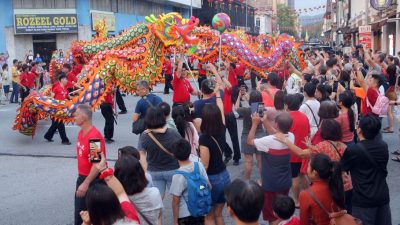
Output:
[{"xmin": 275, "ymin": 112, "xmax": 293, "ymax": 134}]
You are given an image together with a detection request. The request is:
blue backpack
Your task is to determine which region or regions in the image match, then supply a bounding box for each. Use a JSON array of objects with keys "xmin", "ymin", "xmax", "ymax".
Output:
[{"xmin": 175, "ymin": 162, "xmax": 212, "ymax": 217}]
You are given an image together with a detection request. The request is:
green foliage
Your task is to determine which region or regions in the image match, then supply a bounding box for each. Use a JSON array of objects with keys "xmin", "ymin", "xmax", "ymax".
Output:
[{"xmin": 277, "ymin": 3, "xmax": 297, "ymax": 37}]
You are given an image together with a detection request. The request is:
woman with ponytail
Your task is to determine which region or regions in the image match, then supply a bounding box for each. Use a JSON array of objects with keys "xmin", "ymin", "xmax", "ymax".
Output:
[
  {"xmin": 172, "ymin": 105, "xmax": 199, "ymax": 158},
  {"xmin": 299, "ymin": 154, "xmax": 345, "ymax": 225},
  {"xmin": 337, "ymin": 91, "xmax": 356, "ymax": 146}
]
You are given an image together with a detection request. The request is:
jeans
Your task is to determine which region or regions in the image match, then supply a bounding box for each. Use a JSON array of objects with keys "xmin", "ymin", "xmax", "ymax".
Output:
[
  {"xmin": 225, "ymin": 112, "xmax": 241, "ymax": 161},
  {"xmin": 149, "ymin": 169, "xmax": 176, "ymax": 195},
  {"xmin": 100, "ymin": 103, "xmax": 114, "ymax": 139},
  {"xmin": 10, "ymin": 81, "xmax": 19, "ymax": 103},
  {"xmin": 352, "ymin": 203, "xmax": 391, "ymax": 225},
  {"xmin": 208, "ymin": 169, "xmax": 231, "ymax": 205},
  {"xmin": 44, "ymin": 119, "xmax": 69, "ymax": 142}
]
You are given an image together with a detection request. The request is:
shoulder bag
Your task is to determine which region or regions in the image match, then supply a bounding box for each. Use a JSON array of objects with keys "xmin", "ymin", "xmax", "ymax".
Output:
[
  {"xmin": 306, "ymin": 189, "xmax": 362, "ymax": 225},
  {"xmin": 147, "ymin": 131, "xmax": 174, "ymax": 156},
  {"xmin": 132, "ymin": 98, "xmax": 155, "ymax": 134},
  {"xmin": 129, "ymin": 199, "xmax": 155, "ymax": 225},
  {"xmin": 210, "ymin": 136, "xmax": 223, "ymax": 156},
  {"xmin": 304, "ymin": 102, "xmax": 319, "ymax": 126}
]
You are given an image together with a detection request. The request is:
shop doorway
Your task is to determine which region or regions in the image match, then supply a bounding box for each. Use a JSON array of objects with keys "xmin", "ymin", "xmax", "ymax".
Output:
[{"xmin": 33, "ymin": 34, "xmax": 57, "ymax": 65}]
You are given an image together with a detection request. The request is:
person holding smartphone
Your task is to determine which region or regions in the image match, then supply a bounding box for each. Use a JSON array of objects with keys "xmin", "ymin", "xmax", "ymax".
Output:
[{"xmin": 74, "ymin": 104, "xmax": 107, "ymax": 225}]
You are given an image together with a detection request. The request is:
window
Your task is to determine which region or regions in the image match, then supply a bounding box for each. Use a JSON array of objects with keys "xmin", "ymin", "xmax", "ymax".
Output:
[
  {"xmin": 256, "ymin": 17, "xmax": 260, "ymax": 27},
  {"xmin": 13, "ymin": 0, "xmax": 75, "ymax": 8}
]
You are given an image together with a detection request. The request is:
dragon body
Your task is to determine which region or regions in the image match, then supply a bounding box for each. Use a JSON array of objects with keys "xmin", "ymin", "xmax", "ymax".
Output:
[{"xmin": 13, "ymin": 13, "xmax": 305, "ymax": 136}]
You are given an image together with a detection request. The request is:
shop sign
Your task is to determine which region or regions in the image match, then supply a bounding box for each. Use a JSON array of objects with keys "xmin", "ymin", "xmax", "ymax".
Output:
[
  {"xmin": 91, "ymin": 11, "xmax": 115, "ymax": 32},
  {"xmin": 14, "ymin": 13, "xmax": 78, "ymax": 34},
  {"xmin": 359, "ymin": 25, "xmax": 372, "ymax": 49},
  {"xmin": 370, "ymin": 0, "xmax": 392, "ymax": 11}
]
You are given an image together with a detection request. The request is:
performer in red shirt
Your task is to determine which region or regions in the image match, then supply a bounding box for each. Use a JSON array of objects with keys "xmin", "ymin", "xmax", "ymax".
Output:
[
  {"xmin": 100, "ymin": 87, "xmax": 115, "ymax": 143},
  {"xmin": 44, "ymin": 73, "xmax": 71, "ymax": 145},
  {"xmin": 172, "ymin": 58, "xmax": 200, "ymax": 106},
  {"xmin": 74, "ymin": 104, "xmax": 107, "ymax": 225},
  {"xmin": 198, "ymin": 62, "xmax": 207, "ymax": 88},
  {"xmin": 163, "ymin": 56, "xmax": 173, "ymax": 94},
  {"xmin": 19, "ymin": 64, "xmax": 36, "ymax": 102},
  {"xmin": 235, "ymin": 61, "xmax": 246, "ymax": 86}
]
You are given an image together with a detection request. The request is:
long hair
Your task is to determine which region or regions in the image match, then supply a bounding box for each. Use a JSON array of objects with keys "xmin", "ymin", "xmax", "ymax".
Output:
[
  {"xmin": 86, "ymin": 184, "xmax": 125, "ymax": 225},
  {"xmin": 172, "ymin": 105, "xmax": 194, "ymax": 144},
  {"xmin": 338, "ymin": 91, "xmax": 355, "ymax": 132},
  {"xmin": 200, "ymin": 104, "xmax": 225, "ymax": 135},
  {"xmin": 114, "ymin": 155, "xmax": 148, "ymax": 195},
  {"xmin": 310, "ymin": 154, "xmax": 345, "ymax": 209}
]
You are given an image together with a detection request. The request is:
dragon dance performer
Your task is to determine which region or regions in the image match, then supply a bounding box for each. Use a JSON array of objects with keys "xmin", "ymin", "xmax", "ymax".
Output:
[
  {"xmin": 19, "ymin": 64, "xmax": 35, "ymax": 102},
  {"xmin": 44, "ymin": 73, "xmax": 71, "ymax": 145},
  {"xmin": 100, "ymin": 87, "xmax": 115, "ymax": 144}
]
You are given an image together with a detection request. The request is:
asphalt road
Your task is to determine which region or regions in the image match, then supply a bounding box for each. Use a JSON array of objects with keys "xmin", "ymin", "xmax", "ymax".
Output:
[{"xmin": 0, "ymin": 82, "xmax": 399, "ymax": 225}]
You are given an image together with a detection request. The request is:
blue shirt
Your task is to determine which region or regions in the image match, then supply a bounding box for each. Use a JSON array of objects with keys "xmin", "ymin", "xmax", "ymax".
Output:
[{"xmin": 135, "ymin": 93, "xmax": 162, "ymax": 119}]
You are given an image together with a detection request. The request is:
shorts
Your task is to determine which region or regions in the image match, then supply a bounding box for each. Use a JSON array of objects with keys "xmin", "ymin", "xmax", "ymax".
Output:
[
  {"xmin": 291, "ymin": 162, "xmax": 302, "ymax": 178},
  {"xmin": 208, "ymin": 169, "xmax": 231, "ymax": 205},
  {"xmin": 241, "ymin": 133, "xmax": 263, "ymax": 154},
  {"xmin": 3, "ymin": 85, "xmax": 10, "ymax": 93},
  {"xmin": 262, "ymin": 190, "xmax": 290, "ymax": 222}
]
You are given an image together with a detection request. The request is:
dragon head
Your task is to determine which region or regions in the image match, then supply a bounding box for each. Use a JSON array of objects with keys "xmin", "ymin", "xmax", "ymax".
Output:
[{"xmin": 146, "ymin": 12, "xmax": 199, "ymax": 47}]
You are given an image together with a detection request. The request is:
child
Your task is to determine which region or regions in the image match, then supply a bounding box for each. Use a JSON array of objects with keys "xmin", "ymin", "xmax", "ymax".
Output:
[
  {"xmin": 272, "ymin": 195, "xmax": 300, "ymax": 225},
  {"xmin": 159, "ymin": 101, "xmax": 177, "ymax": 129},
  {"xmin": 118, "ymin": 146, "xmax": 153, "ymax": 187},
  {"xmin": 170, "ymin": 139, "xmax": 210, "ymax": 225}
]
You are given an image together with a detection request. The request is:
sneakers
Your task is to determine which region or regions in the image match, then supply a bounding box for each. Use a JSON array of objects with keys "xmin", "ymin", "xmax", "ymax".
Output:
[
  {"xmin": 233, "ymin": 160, "xmax": 240, "ymax": 166},
  {"xmin": 223, "ymin": 156, "xmax": 232, "ymax": 165},
  {"xmin": 62, "ymin": 141, "xmax": 72, "ymax": 145},
  {"xmin": 118, "ymin": 110, "xmax": 127, "ymax": 114},
  {"xmin": 44, "ymin": 137, "xmax": 54, "ymax": 142}
]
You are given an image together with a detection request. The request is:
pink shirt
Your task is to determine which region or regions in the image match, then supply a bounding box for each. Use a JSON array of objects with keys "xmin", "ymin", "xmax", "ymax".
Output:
[{"xmin": 336, "ymin": 112, "xmax": 355, "ymax": 143}]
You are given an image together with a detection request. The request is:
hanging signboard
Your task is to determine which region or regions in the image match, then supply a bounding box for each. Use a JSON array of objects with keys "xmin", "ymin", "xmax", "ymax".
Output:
[
  {"xmin": 359, "ymin": 25, "xmax": 371, "ymax": 49},
  {"xmin": 91, "ymin": 11, "xmax": 116, "ymax": 32},
  {"xmin": 370, "ymin": 0, "xmax": 392, "ymax": 11},
  {"xmin": 14, "ymin": 13, "xmax": 78, "ymax": 34}
]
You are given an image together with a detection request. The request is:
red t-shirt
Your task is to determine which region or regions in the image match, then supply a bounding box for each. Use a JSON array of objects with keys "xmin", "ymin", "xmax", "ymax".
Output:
[
  {"xmin": 198, "ymin": 64, "xmax": 206, "ymax": 76},
  {"xmin": 361, "ymin": 87, "xmax": 379, "ymax": 116},
  {"xmin": 120, "ymin": 201, "xmax": 140, "ymax": 223},
  {"xmin": 31, "ymin": 66, "xmax": 39, "ymax": 77},
  {"xmin": 172, "ymin": 72, "xmax": 193, "ymax": 103},
  {"xmin": 104, "ymin": 93, "xmax": 114, "ymax": 108},
  {"xmin": 223, "ymin": 88, "xmax": 233, "ymax": 115},
  {"xmin": 20, "ymin": 72, "xmax": 36, "ymax": 88},
  {"xmin": 163, "ymin": 61, "xmax": 172, "ymax": 74},
  {"xmin": 228, "ymin": 69, "xmax": 238, "ymax": 87},
  {"xmin": 76, "ymin": 126, "xmax": 106, "ymax": 176},
  {"xmin": 235, "ymin": 62, "xmax": 246, "ymax": 77},
  {"xmin": 66, "ymin": 71, "xmax": 77, "ymax": 89},
  {"xmin": 289, "ymin": 111, "xmax": 310, "ymax": 163},
  {"xmin": 53, "ymin": 84, "xmax": 69, "ymax": 100}
]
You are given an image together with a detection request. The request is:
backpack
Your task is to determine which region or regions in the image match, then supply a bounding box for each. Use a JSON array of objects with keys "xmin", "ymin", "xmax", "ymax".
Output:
[
  {"xmin": 175, "ymin": 162, "xmax": 212, "ymax": 217},
  {"xmin": 366, "ymin": 90, "xmax": 389, "ymax": 116}
]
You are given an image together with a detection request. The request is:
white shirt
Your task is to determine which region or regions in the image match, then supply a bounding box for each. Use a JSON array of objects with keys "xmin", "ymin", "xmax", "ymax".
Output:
[
  {"xmin": 254, "ymin": 132, "xmax": 294, "ymax": 153},
  {"xmin": 299, "ymin": 98, "xmax": 320, "ymax": 138},
  {"xmin": 286, "ymin": 73, "xmax": 302, "ymax": 94}
]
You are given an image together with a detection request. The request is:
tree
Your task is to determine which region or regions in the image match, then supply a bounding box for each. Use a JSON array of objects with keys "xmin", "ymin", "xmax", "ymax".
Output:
[{"xmin": 276, "ymin": 3, "xmax": 298, "ymax": 37}]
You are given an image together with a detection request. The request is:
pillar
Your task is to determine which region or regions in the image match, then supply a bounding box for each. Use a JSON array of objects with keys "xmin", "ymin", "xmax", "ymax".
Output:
[{"xmin": 381, "ymin": 24, "xmax": 387, "ymax": 53}]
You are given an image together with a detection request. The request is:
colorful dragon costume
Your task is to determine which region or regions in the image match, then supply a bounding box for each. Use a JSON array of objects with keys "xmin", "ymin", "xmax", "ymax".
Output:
[{"xmin": 13, "ymin": 12, "xmax": 305, "ymax": 136}]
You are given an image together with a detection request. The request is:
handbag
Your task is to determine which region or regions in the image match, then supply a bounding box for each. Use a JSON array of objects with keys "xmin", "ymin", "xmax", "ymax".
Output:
[
  {"xmin": 306, "ymin": 189, "xmax": 362, "ymax": 225},
  {"xmin": 132, "ymin": 98, "xmax": 155, "ymax": 134}
]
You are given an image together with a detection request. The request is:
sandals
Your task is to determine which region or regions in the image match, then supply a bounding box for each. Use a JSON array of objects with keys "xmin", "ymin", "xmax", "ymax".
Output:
[
  {"xmin": 392, "ymin": 150, "xmax": 400, "ymax": 155},
  {"xmin": 382, "ymin": 127, "xmax": 394, "ymax": 133},
  {"xmin": 392, "ymin": 155, "xmax": 400, "ymax": 162}
]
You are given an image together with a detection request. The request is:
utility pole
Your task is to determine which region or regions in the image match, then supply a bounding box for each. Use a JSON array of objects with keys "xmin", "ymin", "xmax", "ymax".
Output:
[
  {"xmin": 246, "ymin": 0, "xmax": 248, "ymax": 31},
  {"xmin": 190, "ymin": 0, "xmax": 193, "ymax": 17}
]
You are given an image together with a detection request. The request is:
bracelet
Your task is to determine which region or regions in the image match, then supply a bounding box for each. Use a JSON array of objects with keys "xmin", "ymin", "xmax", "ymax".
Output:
[{"xmin": 99, "ymin": 168, "xmax": 114, "ymax": 180}]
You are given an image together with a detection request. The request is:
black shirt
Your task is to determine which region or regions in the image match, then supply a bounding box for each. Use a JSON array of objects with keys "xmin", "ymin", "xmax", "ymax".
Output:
[
  {"xmin": 199, "ymin": 133, "xmax": 227, "ymax": 175},
  {"xmin": 341, "ymin": 139, "xmax": 389, "ymax": 208}
]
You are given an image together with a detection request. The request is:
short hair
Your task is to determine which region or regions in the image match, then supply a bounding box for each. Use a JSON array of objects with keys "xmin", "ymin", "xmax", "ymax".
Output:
[
  {"xmin": 274, "ymin": 90, "xmax": 285, "ymax": 110},
  {"xmin": 114, "ymin": 155, "xmax": 148, "ymax": 195},
  {"xmin": 230, "ymin": 62, "xmax": 236, "ymax": 69},
  {"xmin": 249, "ymin": 90, "xmax": 263, "ymax": 105},
  {"xmin": 63, "ymin": 63, "xmax": 72, "ymax": 71},
  {"xmin": 159, "ymin": 102, "xmax": 171, "ymax": 117},
  {"xmin": 320, "ymin": 119, "xmax": 342, "ymax": 141},
  {"xmin": 201, "ymin": 79, "xmax": 214, "ymax": 95},
  {"xmin": 13, "ymin": 59, "xmax": 18, "ymax": 64},
  {"xmin": 326, "ymin": 58, "xmax": 337, "ymax": 68},
  {"xmin": 359, "ymin": 114, "xmax": 381, "ymax": 140},
  {"xmin": 267, "ymin": 72, "xmax": 281, "ymax": 87},
  {"xmin": 225, "ymin": 179, "xmax": 264, "ymax": 223},
  {"xmin": 303, "ymin": 73, "xmax": 313, "ymax": 83},
  {"xmin": 200, "ymin": 104, "xmax": 225, "ymax": 135},
  {"xmin": 77, "ymin": 104, "xmax": 93, "ymax": 121},
  {"xmin": 172, "ymin": 139, "xmax": 192, "ymax": 161},
  {"xmin": 284, "ymin": 93, "xmax": 302, "ymax": 111},
  {"xmin": 118, "ymin": 146, "xmax": 140, "ymax": 160},
  {"xmin": 2, "ymin": 63, "xmax": 8, "ymax": 71},
  {"xmin": 137, "ymin": 80, "xmax": 149, "ymax": 90},
  {"xmin": 318, "ymin": 64, "xmax": 327, "ymax": 75},
  {"xmin": 378, "ymin": 53, "xmax": 385, "ymax": 63},
  {"xmin": 145, "ymin": 107, "xmax": 166, "ymax": 129},
  {"xmin": 371, "ymin": 74, "xmax": 383, "ymax": 87},
  {"xmin": 304, "ymin": 82, "xmax": 316, "ymax": 97},
  {"xmin": 318, "ymin": 101, "xmax": 339, "ymax": 119},
  {"xmin": 272, "ymin": 195, "xmax": 296, "ymax": 220},
  {"xmin": 22, "ymin": 64, "xmax": 29, "ymax": 71},
  {"xmin": 275, "ymin": 112, "xmax": 293, "ymax": 134},
  {"xmin": 58, "ymin": 72, "xmax": 67, "ymax": 81}
]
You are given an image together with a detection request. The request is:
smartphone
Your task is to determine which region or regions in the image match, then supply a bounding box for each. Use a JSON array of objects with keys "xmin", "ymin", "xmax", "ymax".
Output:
[
  {"xmin": 257, "ymin": 103, "xmax": 265, "ymax": 117},
  {"xmin": 251, "ymin": 102, "xmax": 258, "ymax": 114},
  {"xmin": 89, "ymin": 138, "xmax": 102, "ymax": 163}
]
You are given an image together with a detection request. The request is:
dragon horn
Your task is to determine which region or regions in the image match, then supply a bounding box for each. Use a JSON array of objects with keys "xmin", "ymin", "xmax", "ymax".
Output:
[
  {"xmin": 150, "ymin": 14, "xmax": 157, "ymax": 21},
  {"xmin": 145, "ymin": 16, "xmax": 155, "ymax": 23}
]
